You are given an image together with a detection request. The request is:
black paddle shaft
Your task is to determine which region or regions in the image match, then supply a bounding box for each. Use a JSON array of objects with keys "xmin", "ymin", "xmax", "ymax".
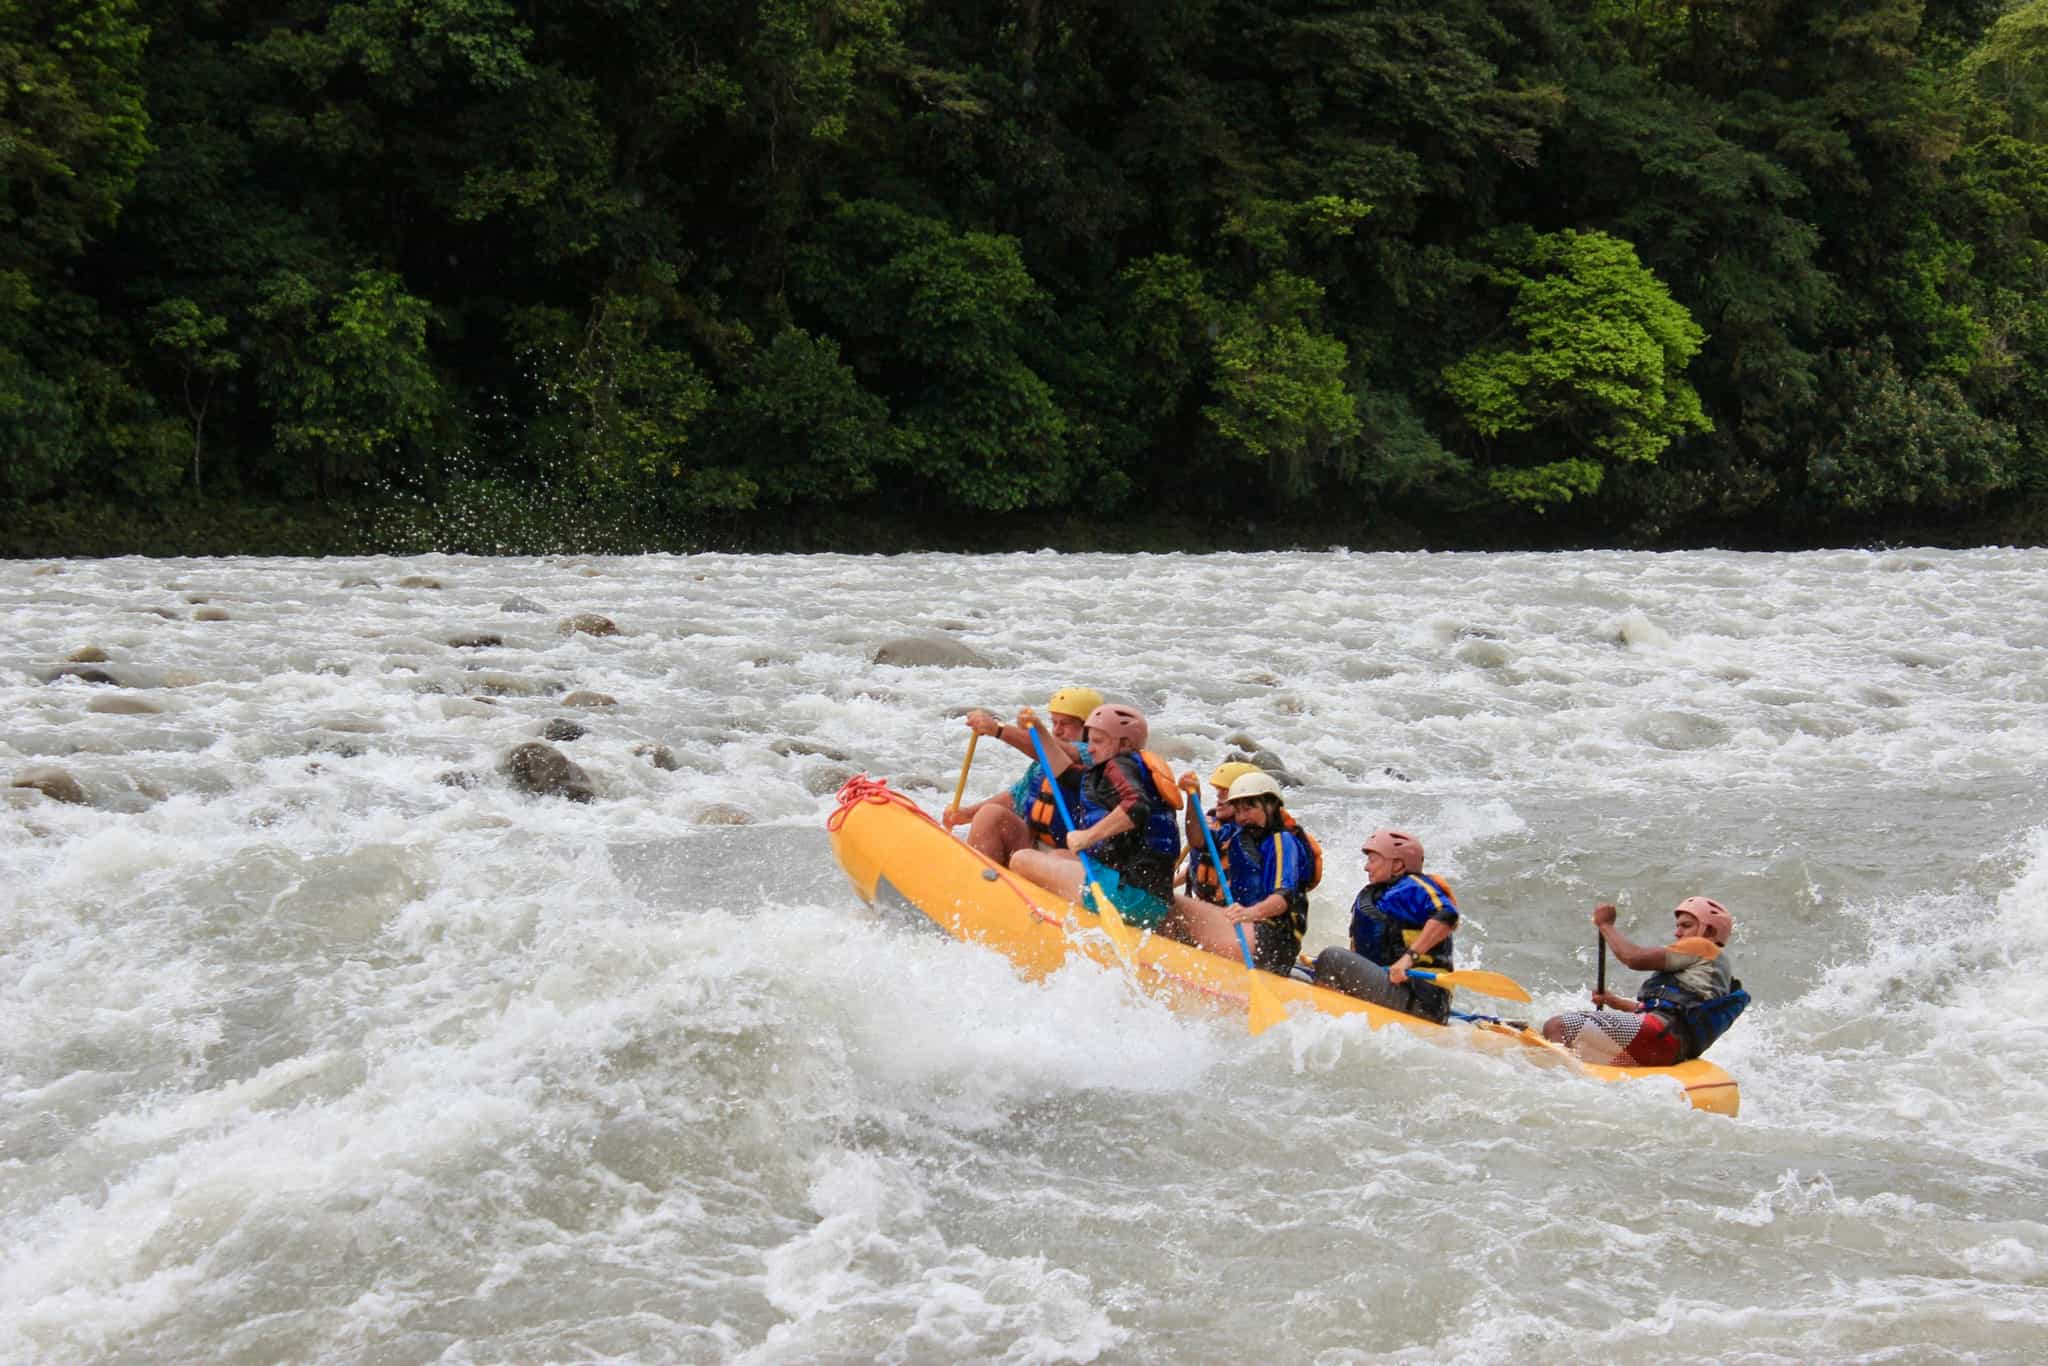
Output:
[{"xmin": 1596, "ymin": 935, "xmax": 1608, "ymax": 996}]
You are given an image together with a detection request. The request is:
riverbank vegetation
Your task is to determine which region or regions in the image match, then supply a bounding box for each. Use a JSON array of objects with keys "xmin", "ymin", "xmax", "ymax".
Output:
[{"xmin": 7, "ymin": 0, "xmax": 2048, "ymax": 554}]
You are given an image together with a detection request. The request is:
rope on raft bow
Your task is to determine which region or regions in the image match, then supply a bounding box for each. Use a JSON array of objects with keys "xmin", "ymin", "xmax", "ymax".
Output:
[{"xmin": 827, "ymin": 774, "xmax": 937, "ymax": 832}]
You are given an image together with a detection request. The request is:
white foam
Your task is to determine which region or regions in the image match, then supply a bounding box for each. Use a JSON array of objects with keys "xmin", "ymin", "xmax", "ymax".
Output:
[{"xmin": 8, "ymin": 549, "xmax": 2048, "ymax": 1361}]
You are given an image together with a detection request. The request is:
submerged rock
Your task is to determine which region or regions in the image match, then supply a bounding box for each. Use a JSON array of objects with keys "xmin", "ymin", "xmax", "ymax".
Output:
[
  {"xmin": 1249, "ymin": 749, "xmax": 1301, "ymax": 787},
  {"xmin": 48, "ymin": 666, "xmax": 118, "ymax": 686},
  {"xmin": 769, "ymin": 738, "xmax": 851, "ymax": 762},
  {"xmin": 503, "ymin": 741, "xmax": 595, "ymax": 802},
  {"xmin": 500, "ymin": 595, "xmax": 547, "ymax": 614},
  {"xmin": 561, "ymin": 690, "xmax": 617, "ymax": 709},
  {"xmin": 11, "ymin": 766, "xmax": 88, "ymax": 805},
  {"xmin": 193, "ymin": 606, "xmax": 230, "ymax": 622},
  {"xmin": 449, "ymin": 632, "xmax": 504, "ymax": 649},
  {"xmin": 632, "ymin": 743, "xmax": 681, "ymax": 771},
  {"xmin": 691, "ymin": 802, "xmax": 754, "ymax": 826},
  {"xmin": 397, "ymin": 575, "xmax": 443, "ymax": 590},
  {"xmin": 542, "ymin": 718, "xmax": 588, "ymax": 742},
  {"xmin": 560, "ymin": 613, "xmax": 619, "ymax": 638},
  {"xmin": 67, "ymin": 646, "xmax": 109, "ymax": 663},
  {"xmin": 871, "ymin": 636, "xmax": 992, "ymax": 668},
  {"xmin": 801, "ymin": 764, "xmax": 859, "ymax": 796},
  {"xmin": 87, "ymin": 695, "xmax": 161, "ymax": 715}
]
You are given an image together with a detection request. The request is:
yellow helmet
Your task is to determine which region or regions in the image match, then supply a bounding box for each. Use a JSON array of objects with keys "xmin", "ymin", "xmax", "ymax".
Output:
[
  {"xmin": 1047, "ymin": 686, "xmax": 1104, "ymax": 721},
  {"xmin": 1209, "ymin": 760, "xmax": 1262, "ymax": 792}
]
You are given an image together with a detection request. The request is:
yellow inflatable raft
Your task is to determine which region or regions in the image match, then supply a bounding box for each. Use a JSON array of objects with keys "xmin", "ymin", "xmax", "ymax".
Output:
[{"xmin": 826, "ymin": 778, "xmax": 1740, "ymax": 1116}]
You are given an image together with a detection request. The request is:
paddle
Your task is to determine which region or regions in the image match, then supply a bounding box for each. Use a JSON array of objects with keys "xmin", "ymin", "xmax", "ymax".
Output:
[
  {"xmin": 1025, "ymin": 723, "xmax": 1140, "ymax": 964},
  {"xmin": 1596, "ymin": 930, "xmax": 1608, "ymax": 997},
  {"xmin": 1405, "ymin": 967, "xmax": 1533, "ymax": 1003},
  {"xmin": 947, "ymin": 730, "xmax": 980, "ymax": 823},
  {"xmin": 1194, "ymin": 802, "xmax": 1288, "ymax": 1036},
  {"xmin": 1450, "ymin": 1008, "xmax": 1532, "ymax": 1030}
]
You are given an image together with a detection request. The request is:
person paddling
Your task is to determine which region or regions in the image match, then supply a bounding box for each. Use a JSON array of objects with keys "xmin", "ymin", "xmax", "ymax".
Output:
[
  {"xmin": 1310, "ymin": 829, "xmax": 1461, "ymax": 1023},
  {"xmin": 1010, "ymin": 702, "xmax": 1183, "ymax": 929},
  {"xmin": 1162, "ymin": 772, "xmax": 1313, "ymax": 971},
  {"xmin": 1541, "ymin": 899, "xmax": 1749, "ymax": 1066},
  {"xmin": 942, "ymin": 687, "xmax": 1101, "ymax": 866},
  {"xmin": 1177, "ymin": 760, "xmax": 1260, "ymax": 897}
]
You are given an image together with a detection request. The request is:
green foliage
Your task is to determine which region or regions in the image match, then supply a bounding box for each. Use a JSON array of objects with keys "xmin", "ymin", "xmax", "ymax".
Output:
[
  {"xmin": 513, "ymin": 292, "xmax": 723, "ymax": 506},
  {"xmin": 1807, "ymin": 342, "xmax": 2019, "ymax": 511},
  {"xmin": 146, "ymin": 296, "xmax": 238, "ymax": 493},
  {"xmin": 1444, "ymin": 228, "xmax": 1710, "ymax": 507},
  {"xmin": 255, "ymin": 270, "xmax": 444, "ymax": 492},
  {"xmin": 0, "ymin": 0, "xmax": 150, "ymax": 271},
  {"xmin": 1957, "ymin": 0, "xmax": 2048, "ymax": 140},
  {"xmin": 703, "ymin": 328, "xmax": 894, "ymax": 506},
  {"xmin": 1202, "ymin": 274, "xmax": 1362, "ymax": 493},
  {"xmin": 795, "ymin": 199, "xmax": 1067, "ymax": 512},
  {"xmin": 12, "ymin": 0, "xmax": 2048, "ymax": 545}
]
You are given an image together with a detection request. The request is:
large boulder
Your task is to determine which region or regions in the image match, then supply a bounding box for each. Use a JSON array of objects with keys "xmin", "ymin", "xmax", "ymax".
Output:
[
  {"xmin": 871, "ymin": 636, "xmax": 992, "ymax": 669},
  {"xmin": 560, "ymin": 613, "xmax": 619, "ymax": 638},
  {"xmin": 632, "ymin": 743, "xmax": 681, "ymax": 771},
  {"xmin": 12, "ymin": 766, "xmax": 88, "ymax": 805},
  {"xmin": 503, "ymin": 742, "xmax": 595, "ymax": 802}
]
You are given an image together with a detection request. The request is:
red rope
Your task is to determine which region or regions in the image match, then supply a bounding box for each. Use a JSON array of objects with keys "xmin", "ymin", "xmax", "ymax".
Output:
[{"xmin": 827, "ymin": 774, "xmax": 936, "ymax": 832}]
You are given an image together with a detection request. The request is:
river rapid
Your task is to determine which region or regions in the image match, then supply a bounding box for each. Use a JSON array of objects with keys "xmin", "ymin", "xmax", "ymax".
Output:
[{"xmin": 3, "ymin": 549, "xmax": 2046, "ymax": 1364}]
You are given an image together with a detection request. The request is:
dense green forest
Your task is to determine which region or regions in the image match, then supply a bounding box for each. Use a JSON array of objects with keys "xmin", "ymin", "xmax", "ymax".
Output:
[{"xmin": 6, "ymin": 0, "xmax": 2048, "ymax": 553}]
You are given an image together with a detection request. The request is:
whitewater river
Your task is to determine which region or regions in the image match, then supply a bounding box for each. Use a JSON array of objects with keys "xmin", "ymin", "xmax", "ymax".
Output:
[{"xmin": 4, "ymin": 549, "xmax": 2047, "ymax": 1363}]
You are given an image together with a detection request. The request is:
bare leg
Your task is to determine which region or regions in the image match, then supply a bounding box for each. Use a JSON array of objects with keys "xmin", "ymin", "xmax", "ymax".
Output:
[
  {"xmin": 1543, "ymin": 1009, "xmax": 1629, "ymax": 1063},
  {"xmin": 1010, "ymin": 848, "xmax": 1083, "ymax": 902},
  {"xmin": 1165, "ymin": 894, "xmax": 1250, "ymax": 959},
  {"xmin": 966, "ymin": 805, "xmax": 1034, "ymax": 866}
]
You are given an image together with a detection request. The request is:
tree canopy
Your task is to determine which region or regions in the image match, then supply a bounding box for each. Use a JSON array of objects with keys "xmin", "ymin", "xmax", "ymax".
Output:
[{"xmin": 5, "ymin": 0, "xmax": 2048, "ymax": 548}]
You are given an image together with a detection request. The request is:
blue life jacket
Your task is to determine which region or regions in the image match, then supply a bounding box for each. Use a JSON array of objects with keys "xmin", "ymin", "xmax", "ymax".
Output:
[
  {"xmin": 1075, "ymin": 750, "xmax": 1182, "ymax": 858},
  {"xmin": 1349, "ymin": 873, "xmax": 1458, "ymax": 972},
  {"xmin": 1639, "ymin": 976, "xmax": 1750, "ymax": 1060},
  {"xmin": 1218, "ymin": 824, "xmax": 1309, "ymax": 903},
  {"xmin": 1193, "ymin": 811, "xmax": 1323, "ymax": 902}
]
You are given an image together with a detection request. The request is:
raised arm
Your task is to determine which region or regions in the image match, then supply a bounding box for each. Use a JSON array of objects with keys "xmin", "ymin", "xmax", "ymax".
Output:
[
  {"xmin": 1016, "ymin": 707, "xmax": 1080, "ymax": 775},
  {"xmin": 1593, "ymin": 903, "xmax": 1669, "ymax": 973}
]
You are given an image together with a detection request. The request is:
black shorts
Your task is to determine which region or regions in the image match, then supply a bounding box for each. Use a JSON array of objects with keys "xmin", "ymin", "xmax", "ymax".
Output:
[{"xmin": 1248, "ymin": 918, "xmax": 1303, "ymax": 973}]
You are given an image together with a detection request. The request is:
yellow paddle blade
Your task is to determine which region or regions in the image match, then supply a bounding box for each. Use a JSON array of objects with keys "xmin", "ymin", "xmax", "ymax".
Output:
[
  {"xmin": 1421, "ymin": 967, "xmax": 1532, "ymax": 1003},
  {"xmin": 1246, "ymin": 968, "xmax": 1288, "ymax": 1035},
  {"xmin": 1085, "ymin": 880, "xmax": 1141, "ymax": 964}
]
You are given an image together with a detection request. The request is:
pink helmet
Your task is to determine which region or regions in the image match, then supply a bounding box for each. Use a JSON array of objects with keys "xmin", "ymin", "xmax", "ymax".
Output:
[
  {"xmin": 1083, "ymin": 703, "xmax": 1148, "ymax": 753},
  {"xmin": 1363, "ymin": 829, "xmax": 1424, "ymax": 877},
  {"xmin": 1676, "ymin": 896, "xmax": 1733, "ymax": 944}
]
